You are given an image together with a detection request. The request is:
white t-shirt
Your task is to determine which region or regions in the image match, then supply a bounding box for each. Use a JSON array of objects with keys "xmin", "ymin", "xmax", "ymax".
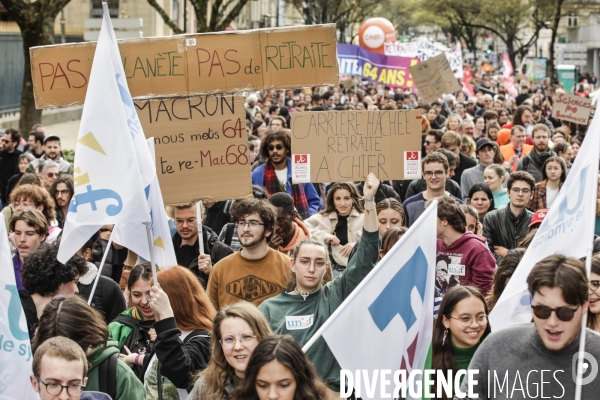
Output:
[
  {"xmin": 546, "ymin": 187, "xmax": 559, "ymax": 208},
  {"xmin": 275, "ymin": 167, "xmax": 288, "ymax": 188}
]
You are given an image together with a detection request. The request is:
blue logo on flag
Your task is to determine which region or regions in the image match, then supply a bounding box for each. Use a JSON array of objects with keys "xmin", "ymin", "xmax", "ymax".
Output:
[{"xmin": 368, "ymin": 247, "xmax": 428, "ymax": 332}]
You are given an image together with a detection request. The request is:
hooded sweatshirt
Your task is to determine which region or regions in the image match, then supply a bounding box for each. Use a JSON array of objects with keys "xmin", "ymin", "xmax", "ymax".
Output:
[
  {"xmin": 279, "ymin": 218, "xmax": 311, "ymax": 255},
  {"xmin": 85, "ymin": 340, "xmax": 145, "ymax": 399},
  {"xmin": 436, "ymin": 232, "xmax": 496, "ymax": 296}
]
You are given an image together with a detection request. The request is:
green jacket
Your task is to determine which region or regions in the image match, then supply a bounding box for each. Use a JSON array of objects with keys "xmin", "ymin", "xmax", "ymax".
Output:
[
  {"xmin": 259, "ymin": 229, "xmax": 380, "ymax": 391},
  {"xmin": 108, "ymin": 308, "xmax": 143, "ymax": 349},
  {"xmin": 85, "ymin": 340, "xmax": 145, "ymax": 400}
]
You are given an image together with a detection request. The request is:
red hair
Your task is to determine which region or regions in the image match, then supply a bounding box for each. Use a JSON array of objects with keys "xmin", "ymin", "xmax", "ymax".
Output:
[{"xmin": 158, "ymin": 267, "xmax": 215, "ymax": 331}]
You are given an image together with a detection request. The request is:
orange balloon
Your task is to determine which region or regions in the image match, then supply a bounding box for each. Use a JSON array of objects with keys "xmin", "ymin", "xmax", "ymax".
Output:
[{"xmin": 358, "ymin": 18, "xmax": 396, "ymax": 54}]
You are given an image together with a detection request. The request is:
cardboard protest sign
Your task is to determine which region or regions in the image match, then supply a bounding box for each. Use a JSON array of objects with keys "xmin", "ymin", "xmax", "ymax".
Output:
[
  {"xmin": 136, "ymin": 94, "xmax": 252, "ymax": 204},
  {"xmin": 337, "ymin": 44, "xmax": 418, "ymax": 88},
  {"xmin": 30, "ymin": 24, "xmax": 338, "ymax": 108},
  {"xmin": 409, "ymin": 53, "xmax": 461, "ymax": 103},
  {"xmin": 552, "ymin": 92, "xmax": 592, "ymax": 125},
  {"xmin": 291, "ymin": 110, "xmax": 422, "ymax": 183},
  {"xmin": 384, "ymin": 40, "xmax": 464, "ymax": 78}
]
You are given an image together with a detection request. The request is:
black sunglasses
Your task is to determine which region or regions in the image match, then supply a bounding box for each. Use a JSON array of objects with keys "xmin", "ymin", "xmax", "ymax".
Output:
[
  {"xmin": 531, "ymin": 305, "xmax": 580, "ymax": 322},
  {"xmin": 268, "ymin": 144, "xmax": 284, "ymax": 151}
]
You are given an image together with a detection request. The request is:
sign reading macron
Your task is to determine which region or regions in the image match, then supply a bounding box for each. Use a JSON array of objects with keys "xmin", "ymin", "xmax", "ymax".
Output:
[
  {"xmin": 29, "ymin": 24, "xmax": 338, "ymax": 108},
  {"xmin": 136, "ymin": 94, "xmax": 252, "ymax": 204},
  {"xmin": 291, "ymin": 110, "xmax": 422, "ymax": 183}
]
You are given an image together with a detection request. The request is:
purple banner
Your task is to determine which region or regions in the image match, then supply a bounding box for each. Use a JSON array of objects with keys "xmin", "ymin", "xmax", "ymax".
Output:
[{"xmin": 337, "ymin": 44, "xmax": 418, "ymax": 88}]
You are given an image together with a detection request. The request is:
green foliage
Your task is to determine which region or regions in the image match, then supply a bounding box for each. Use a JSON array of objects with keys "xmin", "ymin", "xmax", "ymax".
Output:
[{"xmin": 62, "ymin": 149, "xmax": 75, "ymax": 165}]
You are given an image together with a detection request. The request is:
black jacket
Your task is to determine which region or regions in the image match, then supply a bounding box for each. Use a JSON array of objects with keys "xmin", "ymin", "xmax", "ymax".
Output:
[
  {"xmin": 483, "ymin": 206, "xmax": 533, "ymax": 260},
  {"xmin": 153, "ymin": 317, "xmax": 211, "ymax": 390},
  {"xmin": 0, "ymin": 149, "xmax": 22, "ymax": 203},
  {"xmin": 77, "ymin": 263, "xmax": 126, "ymax": 324},
  {"xmin": 172, "ymin": 227, "xmax": 233, "ymax": 287},
  {"xmin": 204, "ymin": 200, "xmax": 233, "ymax": 235},
  {"xmin": 452, "ymin": 153, "xmax": 477, "ymax": 186},
  {"xmin": 353, "ymin": 181, "xmax": 400, "ymax": 204}
]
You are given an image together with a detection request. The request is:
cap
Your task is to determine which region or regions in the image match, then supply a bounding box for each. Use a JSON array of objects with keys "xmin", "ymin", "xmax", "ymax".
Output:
[
  {"xmin": 529, "ymin": 209, "xmax": 548, "ymax": 228},
  {"xmin": 476, "ymin": 138, "xmax": 494, "ymax": 152}
]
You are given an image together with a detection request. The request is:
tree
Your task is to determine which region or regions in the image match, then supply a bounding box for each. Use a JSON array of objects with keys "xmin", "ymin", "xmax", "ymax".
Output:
[
  {"xmin": 2, "ymin": 0, "xmax": 70, "ymax": 137},
  {"xmin": 286, "ymin": 0, "xmax": 381, "ymax": 43},
  {"xmin": 147, "ymin": 0, "xmax": 251, "ymax": 34}
]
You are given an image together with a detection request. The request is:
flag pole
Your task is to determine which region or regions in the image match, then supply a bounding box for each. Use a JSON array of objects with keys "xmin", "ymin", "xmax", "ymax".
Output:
[
  {"xmin": 196, "ymin": 202, "xmax": 205, "ymax": 254},
  {"xmin": 574, "ymin": 244, "xmax": 594, "ymax": 400},
  {"xmin": 88, "ymin": 234, "xmax": 114, "ymax": 305},
  {"xmin": 145, "ymin": 222, "xmax": 158, "ymax": 284},
  {"xmin": 303, "ymin": 201, "xmax": 438, "ymax": 353}
]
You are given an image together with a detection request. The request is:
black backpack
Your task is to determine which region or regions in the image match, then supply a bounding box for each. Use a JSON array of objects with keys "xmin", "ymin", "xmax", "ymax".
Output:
[
  {"xmin": 113, "ymin": 315, "xmax": 156, "ymax": 380},
  {"xmin": 98, "ymin": 352, "xmax": 118, "ymax": 400},
  {"xmin": 222, "ymin": 223, "xmax": 236, "ymax": 247}
]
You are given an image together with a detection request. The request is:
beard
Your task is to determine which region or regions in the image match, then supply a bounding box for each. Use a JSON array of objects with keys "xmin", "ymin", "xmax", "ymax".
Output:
[{"xmin": 240, "ymin": 229, "xmax": 267, "ymax": 249}]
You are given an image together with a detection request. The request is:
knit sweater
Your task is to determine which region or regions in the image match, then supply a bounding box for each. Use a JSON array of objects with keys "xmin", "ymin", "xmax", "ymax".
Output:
[
  {"xmin": 207, "ymin": 248, "xmax": 291, "ymax": 309},
  {"xmin": 457, "ymin": 324, "xmax": 600, "ymax": 399},
  {"xmin": 259, "ymin": 229, "xmax": 380, "ymax": 391}
]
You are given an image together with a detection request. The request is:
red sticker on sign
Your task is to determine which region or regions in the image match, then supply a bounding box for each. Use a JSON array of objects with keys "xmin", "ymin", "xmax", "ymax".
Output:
[
  {"xmin": 294, "ymin": 154, "xmax": 308, "ymax": 163},
  {"xmin": 406, "ymin": 151, "xmax": 419, "ymax": 161}
]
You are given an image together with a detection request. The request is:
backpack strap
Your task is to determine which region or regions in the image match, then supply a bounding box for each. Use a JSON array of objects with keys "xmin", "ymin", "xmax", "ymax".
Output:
[
  {"xmin": 224, "ymin": 223, "xmax": 235, "ymax": 247},
  {"xmin": 184, "ymin": 330, "xmax": 210, "ymax": 344},
  {"xmin": 98, "ymin": 352, "xmax": 118, "ymax": 400}
]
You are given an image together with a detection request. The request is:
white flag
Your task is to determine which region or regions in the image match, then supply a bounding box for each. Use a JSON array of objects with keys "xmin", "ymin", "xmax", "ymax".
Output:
[
  {"xmin": 0, "ymin": 215, "xmax": 38, "ymax": 400},
  {"xmin": 113, "ymin": 139, "xmax": 178, "ymax": 269},
  {"xmin": 57, "ymin": 4, "xmax": 150, "ymax": 263},
  {"xmin": 489, "ymin": 105, "xmax": 600, "ymax": 330},
  {"xmin": 318, "ymin": 202, "xmax": 437, "ymax": 399}
]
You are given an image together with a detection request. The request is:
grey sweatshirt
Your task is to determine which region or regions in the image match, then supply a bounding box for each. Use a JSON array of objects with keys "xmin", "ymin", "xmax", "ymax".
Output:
[
  {"xmin": 457, "ymin": 323, "xmax": 600, "ymax": 399},
  {"xmin": 460, "ymin": 163, "xmax": 509, "ymax": 200}
]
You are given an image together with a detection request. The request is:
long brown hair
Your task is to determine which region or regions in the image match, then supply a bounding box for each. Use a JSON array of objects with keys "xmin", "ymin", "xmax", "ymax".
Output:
[
  {"xmin": 486, "ymin": 248, "xmax": 525, "ymax": 311},
  {"xmin": 32, "ymin": 295, "xmax": 109, "ymax": 354},
  {"xmin": 432, "ymin": 286, "xmax": 491, "ymax": 399},
  {"xmin": 157, "ymin": 266, "xmax": 215, "ymax": 331},
  {"xmin": 196, "ymin": 302, "xmax": 272, "ymax": 400},
  {"xmin": 319, "ymin": 182, "xmax": 364, "ymax": 214},
  {"xmin": 233, "ymin": 335, "xmax": 327, "ymax": 400}
]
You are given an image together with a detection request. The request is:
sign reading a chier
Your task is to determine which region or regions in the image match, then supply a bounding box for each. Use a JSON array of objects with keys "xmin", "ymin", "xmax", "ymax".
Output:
[{"xmin": 552, "ymin": 92, "xmax": 592, "ymax": 125}]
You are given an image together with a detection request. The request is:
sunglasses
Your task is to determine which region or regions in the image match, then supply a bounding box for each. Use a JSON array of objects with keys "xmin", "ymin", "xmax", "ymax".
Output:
[
  {"xmin": 531, "ymin": 304, "xmax": 580, "ymax": 322},
  {"xmin": 268, "ymin": 144, "xmax": 284, "ymax": 151}
]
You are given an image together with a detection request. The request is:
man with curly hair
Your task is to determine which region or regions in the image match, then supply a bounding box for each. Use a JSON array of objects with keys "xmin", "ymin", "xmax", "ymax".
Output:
[
  {"xmin": 19, "ymin": 245, "xmax": 88, "ymax": 340},
  {"xmin": 207, "ymin": 198, "xmax": 291, "ymax": 309},
  {"xmin": 10, "ymin": 184, "xmax": 61, "ymax": 243}
]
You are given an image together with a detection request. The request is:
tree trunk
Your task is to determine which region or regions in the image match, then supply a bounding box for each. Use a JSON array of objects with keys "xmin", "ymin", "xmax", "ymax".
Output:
[
  {"xmin": 547, "ymin": 0, "xmax": 565, "ymax": 80},
  {"xmin": 18, "ymin": 19, "xmax": 55, "ymax": 137}
]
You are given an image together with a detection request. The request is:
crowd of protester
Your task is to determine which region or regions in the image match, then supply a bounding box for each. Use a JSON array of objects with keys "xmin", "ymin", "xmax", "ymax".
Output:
[{"xmin": 2, "ymin": 64, "xmax": 600, "ymax": 399}]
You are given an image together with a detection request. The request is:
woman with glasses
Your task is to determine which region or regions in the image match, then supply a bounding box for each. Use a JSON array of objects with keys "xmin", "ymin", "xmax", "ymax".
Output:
[
  {"xmin": 187, "ymin": 302, "xmax": 272, "ymax": 400},
  {"xmin": 587, "ymin": 254, "xmax": 600, "ymax": 333},
  {"xmin": 32, "ymin": 295, "xmax": 145, "ymax": 400},
  {"xmin": 305, "ymin": 181, "xmax": 365, "ymax": 276},
  {"xmin": 259, "ymin": 174, "xmax": 380, "ymax": 397},
  {"xmin": 426, "ymin": 286, "xmax": 491, "ymax": 398},
  {"xmin": 527, "ymin": 156, "xmax": 567, "ymax": 212},
  {"xmin": 233, "ymin": 335, "xmax": 328, "ymax": 400},
  {"xmin": 108, "ymin": 263, "xmax": 157, "ymax": 380},
  {"xmin": 143, "ymin": 266, "xmax": 214, "ymax": 399}
]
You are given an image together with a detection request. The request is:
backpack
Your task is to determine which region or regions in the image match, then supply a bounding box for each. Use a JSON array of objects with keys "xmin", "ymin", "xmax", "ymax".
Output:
[
  {"xmin": 98, "ymin": 352, "xmax": 118, "ymax": 400},
  {"xmin": 223, "ymin": 223, "xmax": 235, "ymax": 247},
  {"xmin": 113, "ymin": 315, "xmax": 156, "ymax": 380},
  {"xmin": 156, "ymin": 330, "xmax": 211, "ymax": 400}
]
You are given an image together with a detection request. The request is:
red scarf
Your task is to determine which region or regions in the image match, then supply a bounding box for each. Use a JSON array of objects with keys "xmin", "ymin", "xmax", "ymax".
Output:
[{"xmin": 264, "ymin": 160, "xmax": 310, "ymax": 219}]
